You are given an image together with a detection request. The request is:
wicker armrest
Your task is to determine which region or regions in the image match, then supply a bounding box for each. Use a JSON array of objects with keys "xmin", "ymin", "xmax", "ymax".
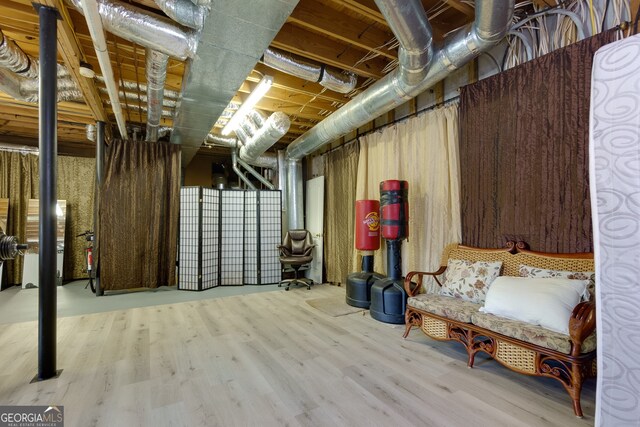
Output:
[
  {"xmin": 404, "ymin": 266, "xmax": 447, "ymax": 297},
  {"xmin": 569, "ymin": 301, "xmax": 596, "ymax": 356}
]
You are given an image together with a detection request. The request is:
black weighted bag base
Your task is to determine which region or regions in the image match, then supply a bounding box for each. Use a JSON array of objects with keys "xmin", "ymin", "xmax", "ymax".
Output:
[
  {"xmin": 370, "ymin": 278, "xmax": 406, "ymax": 324},
  {"xmin": 346, "ymin": 271, "xmax": 385, "ymax": 308}
]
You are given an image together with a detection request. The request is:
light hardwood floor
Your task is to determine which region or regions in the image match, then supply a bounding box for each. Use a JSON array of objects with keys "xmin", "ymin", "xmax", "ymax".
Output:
[{"xmin": 0, "ymin": 284, "xmax": 595, "ymax": 426}]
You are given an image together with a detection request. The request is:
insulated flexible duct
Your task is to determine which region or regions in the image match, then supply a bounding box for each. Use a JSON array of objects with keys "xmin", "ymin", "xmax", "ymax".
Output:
[
  {"xmin": 67, "ymin": 0, "xmax": 198, "ymax": 60},
  {"xmin": 0, "ymin": 29, "xmax": 38, "ymax": 79},
  {"xmin": 153, "ymin": 0, "xmax": 207, "ymax": 30},
  {"xmin": 263, "ymin": 48, "xmax": 357, "ymax": 94},
  {"xmin": 239, "ymin": 111, "xmax": 290, "ymax": 163},
  {"xmin": 145, "ymin": 49, "xmax": 169, "ymax": 142}
]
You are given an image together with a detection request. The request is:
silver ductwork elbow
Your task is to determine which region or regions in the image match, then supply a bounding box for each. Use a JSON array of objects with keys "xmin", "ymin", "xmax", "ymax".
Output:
[
  {"xmin": 263, "ymin": 48, "xmax": 357, "ymax": 94},
  {"xmin": 240, "ymin": 112, "xmax": 290, "ymax": 163},
  {"xmin": 153, "ymin": 0, "xmax": 207, "ymax": 30},
  {"xmin": 285, "ymin": 0, "xmax": 515, "ymax": 161},
  {"xmin": 145, "ymin": 49, "xmax": 169, "ymax": 142},
  {"xmin": 374, "ymin": 0, "xmax": 433, "ymax": 86},
  {"xmin": 0, "ymin": 29, "xmax": 38, "ymax": 79},
  {"xmin": 66, "ymin": 0, "xmax": 198, "ymax": 60}
]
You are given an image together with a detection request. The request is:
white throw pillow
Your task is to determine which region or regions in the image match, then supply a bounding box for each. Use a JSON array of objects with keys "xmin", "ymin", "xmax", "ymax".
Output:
[
  {"xmin": 519, "ymin": 264, "xmax": 595, "ymax": 297},
  {"xmin": 440, "ymin": 259, "xmax": 503, "ymax": 304},
  {"xmin": 480, "ymin": 276, "xmax": 590, "ymax": 335}
]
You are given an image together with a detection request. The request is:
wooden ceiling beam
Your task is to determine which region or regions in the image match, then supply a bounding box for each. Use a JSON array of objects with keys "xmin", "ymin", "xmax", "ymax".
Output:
[
  {"xmin": 272, "ymin": 23, "xmax": 390, "ymax": 79},
  {"xmin": 288, "ymin": 0, "xmax": 396, "ymax": 60},
  {"xmin": 442, "ymin": 0, "xmax": 475, "ymax": 17},
  {"xmin": 330, "ymin": 0, "xmax": 388, "ymax": 27},
  {"xmin": 39, "ymin": 0, "xmax": 109, "ymax": 122}
]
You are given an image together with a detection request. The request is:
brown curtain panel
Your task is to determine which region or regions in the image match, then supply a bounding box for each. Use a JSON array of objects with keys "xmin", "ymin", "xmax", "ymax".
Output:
[
  {"xmin": 98, "ymin": 140, "xmax": 180, "ymax": 290},
  {"xmin": 57, "ymin": 156, "xmax": 95, "ymax": 279},
  {"xmin": 0, "ymin": 150, "xmax": 38, "ymax": 286},
  {"xmin": 459, "ymin": 30, "xmax": 617, "ymax": 253},
  {"xmin": 0, "ymin": 151, "xmax": 94, "ymax": 285},
  {"xmin": 324, "ymin": 140, "xmax": 359, "ymax": 285}
]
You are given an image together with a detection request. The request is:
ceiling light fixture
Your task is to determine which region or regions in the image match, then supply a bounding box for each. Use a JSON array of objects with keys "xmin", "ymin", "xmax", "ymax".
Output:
[
  {"xmin": 79, "ymin": 61, "xmax": 95, "ymax": 78},
  {"xmin": 221, "ymin": 75, "xmax": 273, "ymax": 136}
]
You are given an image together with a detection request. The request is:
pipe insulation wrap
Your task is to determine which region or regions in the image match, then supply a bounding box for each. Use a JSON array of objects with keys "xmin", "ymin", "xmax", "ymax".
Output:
[
  {"xmin": 153, "ymin": 0, "xmax": 207, "ymax": 30},
  {"xmin": 145, "ymin": 49, "xmax": 169, "ymax": 142},
  {"xmin": 247, "ymin": 152, "xmax": 278, "ymax": 169},
  {"xmin": 285, "ymin": 0, "xmax": 515, "ymax": 161},
  {"xmin": 98, "ymin": 87, "xmax": 178, "ymax": 108},
  {"xmin": 240, "ymin": 112, "xmax": 290, "ymax": 162},
  {"xmin": 96, "ymin": 76, "xmax": 180, "ymax": 100},
  {"xmin": 86, "ymin": 124, "xmax": 96, "ymax": 142},
  {"xmin": 67, "ymin": 0, "xmax": 198, "ymax": 60},
  {"xmin": 263, "ymin": 48, "xmax": 357, "ymax": 94}
]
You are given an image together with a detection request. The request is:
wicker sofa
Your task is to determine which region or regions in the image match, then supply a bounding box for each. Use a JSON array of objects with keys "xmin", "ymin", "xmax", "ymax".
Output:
[{"xmin": 403, "ymin": 242, "xmax": 596, "ymax": 417}]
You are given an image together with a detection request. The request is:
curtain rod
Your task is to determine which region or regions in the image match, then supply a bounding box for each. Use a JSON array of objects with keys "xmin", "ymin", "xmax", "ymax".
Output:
[{"xmin": 323, "ymin": 95, "xmax": 461, "ymax": 155}]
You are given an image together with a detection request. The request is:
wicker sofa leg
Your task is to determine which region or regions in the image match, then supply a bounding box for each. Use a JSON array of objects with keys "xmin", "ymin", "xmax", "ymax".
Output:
[
  {"xmin": 403, "ymin": 309, "xmax": 421, "ymax": 339},
  {"xmin": 569, "ymin": 364, "xmax": 586, "ymax": 418}
]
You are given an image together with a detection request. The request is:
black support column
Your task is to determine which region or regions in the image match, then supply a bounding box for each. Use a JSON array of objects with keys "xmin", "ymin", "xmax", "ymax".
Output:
[
  {"xmin": 35, "ymin": 4, "xmax": 61, "ymax": 382},
  {"xmin": 95, "ymin": 121, "xmax": 105, "ymax": 296}
]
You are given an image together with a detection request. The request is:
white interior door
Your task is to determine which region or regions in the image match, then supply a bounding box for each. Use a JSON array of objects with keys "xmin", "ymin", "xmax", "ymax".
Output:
[{"xmin": 305, "ymin": 176, "xmax": 324, "ymax": 284}]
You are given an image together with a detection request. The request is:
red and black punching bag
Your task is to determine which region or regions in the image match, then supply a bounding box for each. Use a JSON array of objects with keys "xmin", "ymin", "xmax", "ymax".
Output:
[
  {"xmin": 354, "ymin": 200, "xmax": 380, "ymax": 251},
  {"xmin": 380, "ymin": 180, "xmax": 409, "ymax": 241}
]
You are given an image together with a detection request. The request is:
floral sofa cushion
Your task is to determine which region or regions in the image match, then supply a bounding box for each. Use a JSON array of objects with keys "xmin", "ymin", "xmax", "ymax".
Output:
[
  {"xmin": 408, "ymin": 293, "xmax": 482, "ymax": 324},
  {"xmin": 471, "ymin": 312, "xmax": 597, "ymax": 354},
  {"xmin": 440, "ymin": 259, "xmax": 503, "ymax": 304}
]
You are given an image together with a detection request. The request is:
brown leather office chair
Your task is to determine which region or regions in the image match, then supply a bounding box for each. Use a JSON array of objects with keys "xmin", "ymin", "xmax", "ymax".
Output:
[{"xmin": 278, "ymin": 229, "xmax": 315, "ymax": 291}]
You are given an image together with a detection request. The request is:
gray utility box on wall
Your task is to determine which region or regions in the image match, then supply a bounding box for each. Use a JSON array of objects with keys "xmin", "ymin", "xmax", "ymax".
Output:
[{"xmin": 178, "ymin": 187, "xmax": 281, "ymax": 291}]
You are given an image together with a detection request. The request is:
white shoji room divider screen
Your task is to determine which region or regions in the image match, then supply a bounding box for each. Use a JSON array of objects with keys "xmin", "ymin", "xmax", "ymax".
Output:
[
  {"xmin": 179, "ymin": 187, "xmax": 281, "ymax": 290},
  {"xmin": 178, "ymin": 187, "xmax": 220, "ymax": 291},
  {"xmin": 244, "ymin": 190, "xmax": 282, "ymax": 285}
]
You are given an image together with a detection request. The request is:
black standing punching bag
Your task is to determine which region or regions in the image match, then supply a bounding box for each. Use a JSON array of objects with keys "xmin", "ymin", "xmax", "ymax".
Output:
[{"xmin": 370, "ymin": 180, "xmax": 409, "ymax": 324}]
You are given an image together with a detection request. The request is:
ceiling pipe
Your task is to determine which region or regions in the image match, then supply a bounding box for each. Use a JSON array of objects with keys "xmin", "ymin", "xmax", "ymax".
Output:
[
  {"xmin": 80, "ymin": 0, "xmax": 128, "ymax": 140},
  {"xmin": 239, "ymin": 111, "xmax": 290, "ymax": 164},
  {"xmin": 205, "ymin": 133, "xmax": 237, "ymax": 148},
  {"xmin": 66, "ymin": 0, "xmax": 198, "ymax": 60},
  {"xmin": 262, "ymin": 47, "xmax": 357, "ymax": 94},
  {"xmin": 285, "ymin": 0, "xmax": 515, "ymax": 161},
  {"xmin": 145, "ymin": 49, "xmax": 169, "ymax": 142},
  {"xmin": 204, "ymin": 133, "xmax": 278, "ymax": 170},
  {"xmin": 231, "ymin": 148, "xmax": 256, "ymax": 190},
  {"xmin": 236, "ymin": 156, "xmax": 275, "ymax": 189},
  {"xmin": 153, "ymin": 0, "xmax": 207, "ymax": 30}
]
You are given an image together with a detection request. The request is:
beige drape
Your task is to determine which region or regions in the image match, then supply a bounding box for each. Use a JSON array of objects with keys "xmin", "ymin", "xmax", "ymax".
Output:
[
  {"xmin": 323, "ymin": 140, "xmax": 359, "ymax": 284},
  {"xmin": 0, "ymin": 150, "xmax": 95, "ymax": 285},
  {"xmin": 355, "ymin": 104, "xmax": 461, "ymax": 292}
]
